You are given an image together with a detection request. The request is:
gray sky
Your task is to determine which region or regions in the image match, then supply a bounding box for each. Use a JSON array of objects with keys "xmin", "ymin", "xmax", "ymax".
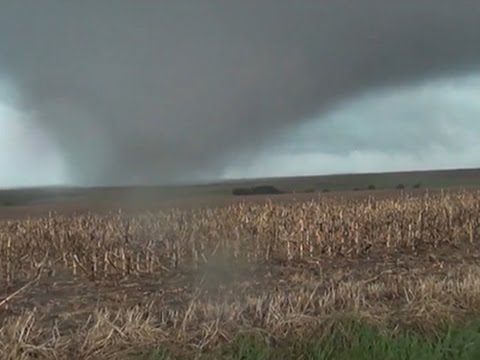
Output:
[
  {"xmin": 0, "ymin": 1, "xmax": 480, "ymax": 187},
  {"xmin": 222, "ymin": 75, "xmax": 480, "ymax": 178}
]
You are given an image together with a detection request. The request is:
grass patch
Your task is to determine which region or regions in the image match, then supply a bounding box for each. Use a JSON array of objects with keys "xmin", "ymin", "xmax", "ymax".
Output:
[{"xmin": 141, "ymin": 319, "xmax": 480, "ymax": 360}]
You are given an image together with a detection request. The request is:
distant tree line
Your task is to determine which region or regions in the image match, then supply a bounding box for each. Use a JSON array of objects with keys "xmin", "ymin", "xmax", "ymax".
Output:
[
  {"xmin": 230, "ymin": 182, "xmax": 423, "ymax": 196},
  {"xmin": 353, "ymin": 183, "xmax": 421, "ymax": 191},
  {"xmin": 232, "ymin": 185, "xmax": 283, "ymax": 196}
]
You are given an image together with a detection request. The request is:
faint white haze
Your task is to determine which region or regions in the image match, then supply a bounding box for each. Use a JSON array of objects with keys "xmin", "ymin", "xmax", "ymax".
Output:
[{"xmin": 0, "ymin": 80, "xmax": 68, "ymax": 188}]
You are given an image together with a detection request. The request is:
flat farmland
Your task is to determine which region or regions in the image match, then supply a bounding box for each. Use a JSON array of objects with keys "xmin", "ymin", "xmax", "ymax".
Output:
[
  {"xmin": 1, "ymin": 167, "xmax": 480, "ymax": 219},
  {"xmin": 2, "ymin": 169, "xmax": 480, "ymax": 359}
]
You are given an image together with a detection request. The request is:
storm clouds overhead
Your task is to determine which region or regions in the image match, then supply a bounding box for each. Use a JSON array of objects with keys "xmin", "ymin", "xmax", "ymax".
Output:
[
  {"xmin": 0, "ymin": 1, "xmax": 480, "ymax": 186},
  {"xmin": 223, "ymin": 75, "xmax": 480, "ymax": 178}
]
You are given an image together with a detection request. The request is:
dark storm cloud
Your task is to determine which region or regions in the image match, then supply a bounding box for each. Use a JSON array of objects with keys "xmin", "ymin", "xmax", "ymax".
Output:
[{"xmin": 0, "ymin": 0, "xmax": 479, "ymax": 185}]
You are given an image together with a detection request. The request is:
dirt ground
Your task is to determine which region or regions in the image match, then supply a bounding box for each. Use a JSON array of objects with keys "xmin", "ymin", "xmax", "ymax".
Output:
[
  {"xmin": 2, "ymin": 166, "xmax": 480, "ymax": 219},
  {"xmin": 0, "ymin": 186, "xmax": 473, "ymax": 221},
  {"xmin": 1, "ymin": 176, "xmax": 480, "ymax": 358}
]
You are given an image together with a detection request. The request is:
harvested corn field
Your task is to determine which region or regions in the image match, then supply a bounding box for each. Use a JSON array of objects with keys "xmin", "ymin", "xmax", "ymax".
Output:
[{"xmin": 1, "ymin": 190, "xmax": 480, "ymax": 359}]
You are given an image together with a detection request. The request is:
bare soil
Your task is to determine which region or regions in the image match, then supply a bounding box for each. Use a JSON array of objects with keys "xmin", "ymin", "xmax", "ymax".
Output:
[{"xmin": 1, "ymin": 171, "xmax": 480, "ymax": 358}]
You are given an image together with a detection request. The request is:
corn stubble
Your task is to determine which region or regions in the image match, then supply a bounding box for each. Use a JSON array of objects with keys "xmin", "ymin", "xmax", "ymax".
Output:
[{"xmin": 1, "ymin": 191, "xmax": 480, "ymax": 358}]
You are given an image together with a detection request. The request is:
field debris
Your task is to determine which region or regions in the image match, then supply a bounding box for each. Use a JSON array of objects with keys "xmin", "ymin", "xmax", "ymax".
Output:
[{"xmin": 1, "ymin": 191, "xmax": 480, "ymax": 358}]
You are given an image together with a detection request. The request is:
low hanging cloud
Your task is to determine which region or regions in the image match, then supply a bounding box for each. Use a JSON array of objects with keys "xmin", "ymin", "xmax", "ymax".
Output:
[
  {"xmin": 0, "ymin": 1, "xmax": 480, "ymax": 186},
  {"xmin": 223, "ymin": 75, "xmax": 480, "ymax": 178}
]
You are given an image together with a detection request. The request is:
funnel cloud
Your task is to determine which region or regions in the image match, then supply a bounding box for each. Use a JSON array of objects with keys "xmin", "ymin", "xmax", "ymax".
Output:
[{"xmin": 0, "ymin": 1, "xmax": 480, "ymax": 186}]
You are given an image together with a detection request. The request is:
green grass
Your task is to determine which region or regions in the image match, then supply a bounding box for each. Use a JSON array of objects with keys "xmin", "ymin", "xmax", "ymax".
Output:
[{"xmin": 139, "ymin": 319, "xmax": 480, "ymax": 360}]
